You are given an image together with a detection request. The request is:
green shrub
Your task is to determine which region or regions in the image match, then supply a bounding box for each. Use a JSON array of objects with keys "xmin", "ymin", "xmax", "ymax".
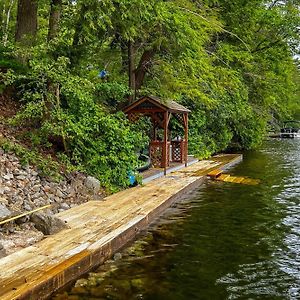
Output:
[{"xmin": 0, "ymin": 137, "xmax": 61, "ymax": 181}]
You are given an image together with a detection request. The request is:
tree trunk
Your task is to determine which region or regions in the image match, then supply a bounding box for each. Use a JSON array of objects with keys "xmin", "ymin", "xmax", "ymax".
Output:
[
  {"xmin": 128, "ymin": 40, "xmax": 136, "ymax": 103},
  {"xmin": 15, "ymin": 0, "xmax": 37, "ymax": 45},
  {"xmin": 69, "ymin": 3, "xmax": 88, "ymax": 66},
  {"xmin": 48, "ymin": 0, "xmax": 62, "ymax": 41},
  {"xmin": 120, "ymin": 38, "xmax": 128, "ymax": 74},
  {"xmin": 46, "ymin": 0, "xmax": 62, "ymax": 128},
  {"xmin": 2, "ymin": 0, "xmax": 15, "ymax": 46},
  {"xmin": 134, "ymin": 49, "xmax": 155, "ymax": 91},
  {"xmin": 1, "ymin": 3, "xmax": 6, "ymax": 42}
]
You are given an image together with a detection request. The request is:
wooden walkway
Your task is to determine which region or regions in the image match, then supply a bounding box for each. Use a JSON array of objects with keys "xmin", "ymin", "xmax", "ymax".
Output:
[
  {"xmin": 141, "ymin": 155, "xmax": 199, "ymax": 183},
  {"xmin": 0, "ymin": 154, "xmax": 242, "ymax": 300}
]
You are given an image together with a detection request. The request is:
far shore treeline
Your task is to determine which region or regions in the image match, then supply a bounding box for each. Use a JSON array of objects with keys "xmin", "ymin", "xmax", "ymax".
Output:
[{"xmin": 0, "ymin": 0, "xmax": 300, "ymax": 190}]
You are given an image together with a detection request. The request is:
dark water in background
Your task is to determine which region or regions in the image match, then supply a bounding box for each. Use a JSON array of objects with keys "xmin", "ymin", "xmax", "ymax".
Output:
[{"xmin": 54, "ymin": 139, "xmax": 300, "ymax": 300}]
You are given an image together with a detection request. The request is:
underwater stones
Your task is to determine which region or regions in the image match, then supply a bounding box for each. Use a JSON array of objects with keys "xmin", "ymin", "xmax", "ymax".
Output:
[
  {"xmin": 130, "ymin": 278, "xmax": 144, "ymax": 290},
  {"xmin": 75, "ymin": 278, "xmax": 89, "ymax": 287},
  {"xmin": 113, "ymin": 252, "xmax": 122, "ymax": 261},
  {"xmin": 71, "ymin": 286, "xmax": 90, "ymax": 296}
]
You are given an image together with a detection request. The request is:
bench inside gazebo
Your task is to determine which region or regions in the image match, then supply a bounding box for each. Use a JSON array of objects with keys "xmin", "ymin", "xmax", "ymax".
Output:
[{"xmin": 123, "ymin": 95, "xmax": 191, "ymax": 176}]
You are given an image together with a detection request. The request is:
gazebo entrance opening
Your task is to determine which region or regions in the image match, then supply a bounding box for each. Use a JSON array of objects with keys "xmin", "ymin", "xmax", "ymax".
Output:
[{"xmin": 123, "ymin": 96, "xmax": 190, "ymax": 175}]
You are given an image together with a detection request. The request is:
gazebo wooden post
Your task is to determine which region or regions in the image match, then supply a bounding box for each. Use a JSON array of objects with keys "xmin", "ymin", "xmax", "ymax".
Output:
[
  {"xmin": 184, "ymin": 113, "xmax": 188, "ymax": 167},
  {"xmin": 163, "ymin": 111, "xmax": 169, "ymax": 175}
]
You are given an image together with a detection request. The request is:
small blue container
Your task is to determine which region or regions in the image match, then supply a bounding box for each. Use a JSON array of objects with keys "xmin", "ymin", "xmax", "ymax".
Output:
[{"xmin": 128, "ymin": 171, "xmax": 136, "ymax": 186}]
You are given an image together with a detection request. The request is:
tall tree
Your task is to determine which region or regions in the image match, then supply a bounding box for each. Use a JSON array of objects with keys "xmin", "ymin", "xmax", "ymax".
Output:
[
  {"xmin": 15, "ymin": 0, "xmax": 37, "ymax": 45},
  {"xmin": 48, "ymin": 0, "xmax": 62, "ymax": 41}
]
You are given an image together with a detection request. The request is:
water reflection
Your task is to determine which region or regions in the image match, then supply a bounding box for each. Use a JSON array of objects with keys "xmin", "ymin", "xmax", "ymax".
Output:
[{"xmin": 53, "ymin": 139, "xmax": 300, "ymax": 300}]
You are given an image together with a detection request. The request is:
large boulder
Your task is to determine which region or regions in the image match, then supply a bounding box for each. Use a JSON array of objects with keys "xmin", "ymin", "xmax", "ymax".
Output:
[
  {"xmin": 30, "ymin": 213, "xmax": 68, "ymax": 235},
  {"xmin": 84, "ymin": 176, "xmax": 100, "ymax": 194}
]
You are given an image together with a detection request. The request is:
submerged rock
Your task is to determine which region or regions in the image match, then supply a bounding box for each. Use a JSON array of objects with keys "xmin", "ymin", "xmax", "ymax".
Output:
[
  {"xmin": 113, "ymin": 252, "xmax": 122, "ymax": 261},
  {"xmin": 75, "ymin": 278, "xmax": 89, "ymax": 287},
  {"xmin": 30, "ymin": 213, "xmax": 68, "ymax": 235}
]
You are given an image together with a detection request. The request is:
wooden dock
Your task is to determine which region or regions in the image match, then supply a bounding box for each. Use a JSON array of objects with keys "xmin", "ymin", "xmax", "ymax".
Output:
[{"xmin": 0, "ymin": 154, "xmax": 242, "ymax": 300}]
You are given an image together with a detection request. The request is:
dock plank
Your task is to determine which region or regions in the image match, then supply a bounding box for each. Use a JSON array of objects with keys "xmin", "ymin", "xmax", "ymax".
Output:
[{"xmin": 0, "ymin": 154, "xmax": 242, "ymax": 300}]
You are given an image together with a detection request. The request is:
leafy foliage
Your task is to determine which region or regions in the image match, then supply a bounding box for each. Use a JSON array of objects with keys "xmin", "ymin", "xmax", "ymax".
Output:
[
  {"xmin": 0, "ymin": 0, "xmax": 299, "ymax": 189},
  {"xmin": 0, "ymin": 137, "xmax": 61, "ymax": 180}
]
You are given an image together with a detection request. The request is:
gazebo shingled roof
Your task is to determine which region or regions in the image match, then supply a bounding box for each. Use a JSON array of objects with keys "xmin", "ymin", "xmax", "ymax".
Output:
[
  {"xmin": 123, "ymin": 96, "xmax": 190, "ymax": 175},
  {"xmin": 123, "ymin": 95, "xmax": 191, "ymax": 114}
]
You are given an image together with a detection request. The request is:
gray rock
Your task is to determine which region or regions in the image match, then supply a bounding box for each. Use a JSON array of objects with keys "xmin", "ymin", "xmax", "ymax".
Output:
[
  {"xmin": 3, "ymin": 187, "xmax": 10, "ymax": 194},
  {"xmin": 60, "ymin": 203, "xmax": 70, "ymax": 210},
  {"xmin": 23, "ymin": 202, "xmax": 32, "ymax": 211},
  {"xmin": 0, "ymin": 243, "xmax": 6, "ymax": 258},
  {"xmin": 84, "ymin": 176, "xmax": 100, "ymax": 194},
  {"xmin": 15, "ymin": 215, "xmax": 30, "ymax": 225},
  {"xmin": 34, "ymin": 197, "xmax": 46, "ymax": 206},
  {"xmin": 0, "ymin": 204, "xmax": 11, "ymax": 219},
  {"xmin": 67, "ymin": 188, "xmax": 76, "ymax": 198},
  {"xmin": 13, "ymin": 170, "xmax": 26, "ymax": 176},
  {"xmin": 31, "ymin": 171, "xmax": 38, "ymax": 176},
  {"xmin": 42, "ymin": 185, "xmax": 51, "ymax": 193},
  {"xmin": 32, "ymin": 192, "xmax": 42, "ymax": 199},
  {"xmin": 54, "ymin": 197, "xmax": 62, "ymax": 203},
  {"xmin": 3, "ymin": 174, "xmax": 13, "ymax": 180},
  {"xmin": 32, "ymin": 185, "xmax": 40, "ymax": 192},
  {"xmin": 0, "ymin": 197, "xmax": 8, "ymax": 205},
  {"xmin": 56, "ymin": 189, "xmax": 64, "ymax": 198},
  {"xmin": 22, "ymin": 165, "xmax": 30, "ymax": 172},
  {"xmin": 30, "ymin": 213, "xmax": 68, "ymax": 235}
]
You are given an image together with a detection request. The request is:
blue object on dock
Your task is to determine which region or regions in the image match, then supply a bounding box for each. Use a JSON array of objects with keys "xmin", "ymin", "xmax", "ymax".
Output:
[{"xmin": 128, "ymin": 171, "xmax": 136, "ymax": 186}]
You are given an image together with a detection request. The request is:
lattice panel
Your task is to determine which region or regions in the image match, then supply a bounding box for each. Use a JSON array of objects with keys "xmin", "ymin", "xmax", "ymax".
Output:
[
  {"xmin": 172, "ymin": 147, "xmax": 181, "ymax": 162},
  {"xmin": 171, "ymin": 141, "xmax": 187, "ymax": 163},
  {"xmin": 150, "ymin": 144, "xmax": 163, "ymax": 168},
  {"xmin": 127, "ymin": 113, "xmax": 141, "ymax": 122},
  {"xmin": 171, "ymin": 141, "xmax": 182, "ymax": 162},
  {"xmin": 150, "ymin": 141, "xmax": 170, "ymax": 168}
]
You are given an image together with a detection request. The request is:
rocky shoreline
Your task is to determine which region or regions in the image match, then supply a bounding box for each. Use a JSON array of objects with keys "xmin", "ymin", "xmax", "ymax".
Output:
[{"xmin": 0, "ymin": 148, "xmax": 105, "ymax": 256}]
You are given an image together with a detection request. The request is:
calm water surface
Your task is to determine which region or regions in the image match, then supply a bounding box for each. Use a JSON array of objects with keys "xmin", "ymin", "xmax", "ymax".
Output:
[{"xmin": 54, "ymin": 139, "xmax": 300, "ymax": 300}]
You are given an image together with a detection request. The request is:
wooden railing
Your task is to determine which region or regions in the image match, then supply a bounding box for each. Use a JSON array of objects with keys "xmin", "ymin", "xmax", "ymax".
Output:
[{"xmin": 150, "ymin": 140, "xmax": 187, "ymax": 168}]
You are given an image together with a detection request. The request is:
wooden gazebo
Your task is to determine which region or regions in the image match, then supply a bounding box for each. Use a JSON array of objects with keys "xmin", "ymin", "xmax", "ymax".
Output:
[{"xmin": 123, "ymin": 96, "xmax": 190, "ymax": 175}]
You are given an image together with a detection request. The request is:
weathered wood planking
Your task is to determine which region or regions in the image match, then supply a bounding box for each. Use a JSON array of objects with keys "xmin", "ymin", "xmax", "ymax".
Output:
[
  {"xmin": 207, "ymin": 169, "xmax": 223, "ymax": 179},
  {"xmin": 0, "ymin": 154, "xmax": 242, "ymax": 300}
]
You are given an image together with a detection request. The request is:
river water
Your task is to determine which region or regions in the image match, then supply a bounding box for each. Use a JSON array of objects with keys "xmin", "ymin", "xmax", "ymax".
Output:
[{"xmin": 53, "ymin": 139, "xmax": 300, "ymax": 300}]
